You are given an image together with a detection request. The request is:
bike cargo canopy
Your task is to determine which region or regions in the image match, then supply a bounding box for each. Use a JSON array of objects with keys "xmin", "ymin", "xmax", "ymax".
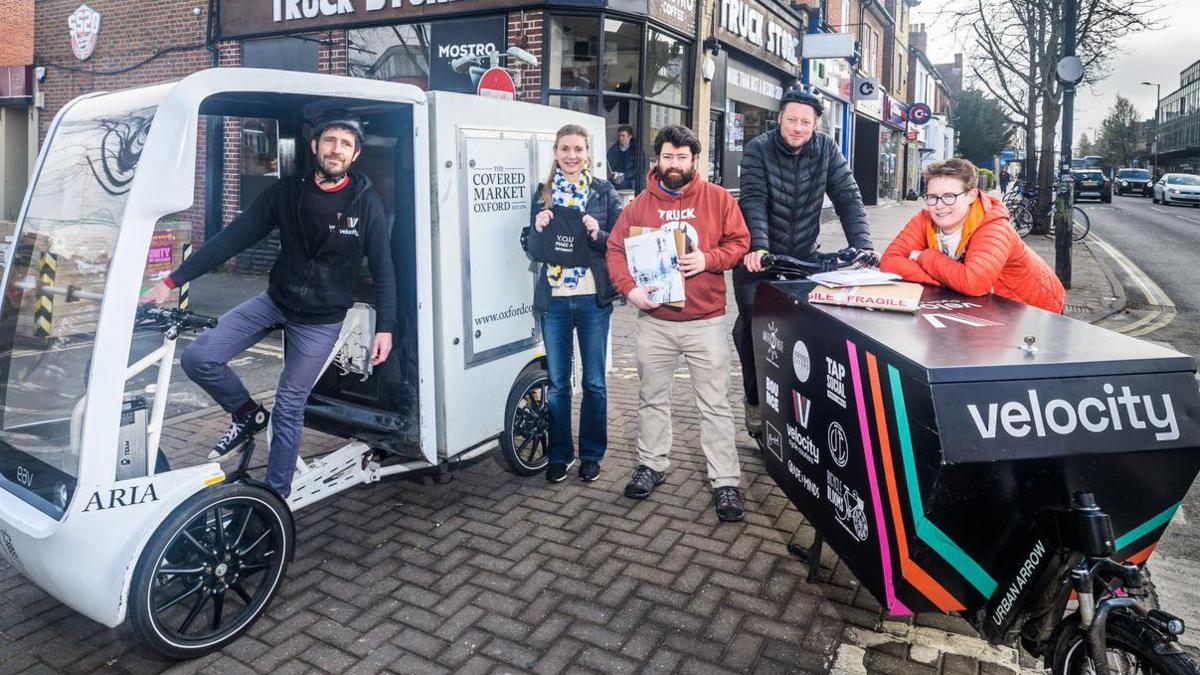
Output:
[{"xmin": 752, "ymin": 281, "xmax": 1200, "ymax": 634}]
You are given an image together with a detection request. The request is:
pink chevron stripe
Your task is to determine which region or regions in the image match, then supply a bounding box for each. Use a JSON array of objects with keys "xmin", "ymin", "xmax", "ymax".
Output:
[{"xmin": 846, "ymin": 339, "xmax": 911, "ymax": 616}]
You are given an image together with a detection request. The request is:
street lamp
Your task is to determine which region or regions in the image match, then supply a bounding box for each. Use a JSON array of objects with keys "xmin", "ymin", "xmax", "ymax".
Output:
[{"xmin": 1141, "ymin": 81, "xmax": 1160, "ymax": 177}]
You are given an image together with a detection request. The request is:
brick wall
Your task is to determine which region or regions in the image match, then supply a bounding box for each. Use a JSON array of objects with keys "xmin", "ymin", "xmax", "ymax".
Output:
[
  {"xmin": 507, "ymin": 9, "xmax": 543, "ymax": 103},
  {"xmin": 0, "ymin": 0, "xmax": 33, "ymax": 66},
  {"xmin": 34, "ymin": 0, "xmax": 212, "ymax": 144},
  {"xmin": 318, "ymin": 30, "xmax": 348, "ymax": 75}
]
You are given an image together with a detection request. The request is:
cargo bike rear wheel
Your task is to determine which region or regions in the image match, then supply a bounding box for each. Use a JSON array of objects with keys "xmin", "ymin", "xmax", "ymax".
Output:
[{"xmin": 499, "ymin": 363, "xmax": 551, "ymax": 476}]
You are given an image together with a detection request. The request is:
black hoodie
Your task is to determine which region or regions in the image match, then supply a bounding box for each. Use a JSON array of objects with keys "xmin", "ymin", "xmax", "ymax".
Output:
[{"xmin": 169, "ymin": 171, "xmax": 397, "ymax": 332}]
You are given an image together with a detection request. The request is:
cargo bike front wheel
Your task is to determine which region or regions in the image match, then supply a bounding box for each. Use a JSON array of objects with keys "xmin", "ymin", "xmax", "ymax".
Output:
[
  {"xmin": 1049, "ymin": 612, "xmax": 1200, "ymax": 675},
  {"xmin": 129, "ymin": 483, "xmax": 294, "ymax": 659}
]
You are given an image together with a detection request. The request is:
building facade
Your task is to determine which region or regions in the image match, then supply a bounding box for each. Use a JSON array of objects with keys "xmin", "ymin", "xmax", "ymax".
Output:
[
  {"xmin": 1, "ymin": 0, "xmax": 35, "ymax": 224},
  {"xmin": 1157, "ymin": 59, "xmax": 1200, "ymax": 174},
  {"xmin": 707, "ymin": 0, "xmax": 804, "ymax": 191}
]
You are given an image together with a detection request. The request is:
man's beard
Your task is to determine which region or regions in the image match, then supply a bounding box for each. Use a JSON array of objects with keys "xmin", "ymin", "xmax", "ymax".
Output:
[
  {"xmin": 657, "ymin": 166, "xmax": 693, "ymax": 190},
  {"xmin": 316, "ymin": 155, "xmax": 349, "ymax": 183}
]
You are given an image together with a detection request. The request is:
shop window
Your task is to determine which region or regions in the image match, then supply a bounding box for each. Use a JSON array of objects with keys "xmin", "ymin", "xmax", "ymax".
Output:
[
  {"xmin": 240, "ymin": 118, "xmax": 280, "ymax": 211},
  {"xmin": 646, "ymin": 29, "xmax": 689, "ymax": 107},
  {"xmin": 603, "ymin": 19, "xmax": 641, "ymax": 94},
  {"xmin": 549, "ymin": 16, "xmax": 599, "ymax": 92},
  {"xmin": 243, "ymin": 36, "xmax": 319, "ymax": 73},
  {"xmin": 348, "ymin": 23, "xmax": 432, "ymax": 88},
  {"xmin": 602, "ymin": 100, "xmax": 639, "ymax": 191},
  {"xmin": 732, "ymin": 100, "xmax": 777, "ymax": 148},
  {"xmin": 643, "ymin": 104, "xmax": 688, "ymax": 173},
  {"xmin": 548, "ymin": 94, "xmax": 597, "ymax": 115}
]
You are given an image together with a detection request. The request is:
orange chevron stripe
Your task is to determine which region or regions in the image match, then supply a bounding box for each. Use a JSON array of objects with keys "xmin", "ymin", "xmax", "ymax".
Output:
[
  {"xmin": 1126, "ymin": 542, "xmax": 1158, "ymax": 566},
  {"xmin": 866, "ymin": 352, "xmax": 965, "ymax": 612}
]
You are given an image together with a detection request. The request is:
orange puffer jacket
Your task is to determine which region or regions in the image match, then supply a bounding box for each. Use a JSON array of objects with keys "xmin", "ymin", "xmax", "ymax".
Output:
[{"xmin": 879, "ymin": 193, "xmax": 1066, "ymax": 313}]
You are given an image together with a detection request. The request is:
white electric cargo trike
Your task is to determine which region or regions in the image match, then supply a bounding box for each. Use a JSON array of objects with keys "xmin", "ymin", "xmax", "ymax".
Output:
[{"xmin": 0, "ymin": 68, "xmax": 608, "ymax": 658}]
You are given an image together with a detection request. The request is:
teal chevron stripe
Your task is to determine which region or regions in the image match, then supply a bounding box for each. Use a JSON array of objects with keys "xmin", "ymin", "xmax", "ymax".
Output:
[
  {"xmin": 888, "ymin": 365, "xmax": 999, "ymax": 599},
  {"xmin": 1115, "ymin": 502, "xmax": 1181, "ymax": 551}
]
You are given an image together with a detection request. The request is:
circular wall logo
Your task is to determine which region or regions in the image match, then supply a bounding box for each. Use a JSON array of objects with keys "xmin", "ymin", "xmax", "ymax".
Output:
[
  {"xmin": 827, "ymin": 421, "xmax": 849, "ymax": 468},
  {"xmin": 792, "ymin": 340, "xmax": 811, "ymax": 383}
]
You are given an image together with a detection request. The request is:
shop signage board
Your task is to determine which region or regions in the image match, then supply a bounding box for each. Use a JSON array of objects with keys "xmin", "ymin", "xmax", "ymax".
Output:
[
  {"xmin": 649, "ymin": 0, "xmax": 697, "ymax": 37},
  {"xmin": 909, "ymin": 102, "xmax": 932, "ymax": 125},
  {"xmin": 883, "ymin": 95, "xmax": 907, "ymax": 127},
  {"xmin": 219, "ymin": 0, "xmax": 515, "ymax": 39},
  {"xmin": 717, "ymin": 0, "xmax": 802, "ymax": 74},
  {"xmin": 221, "ymin": 0, "xmax": 697, "ymax": 39},
  {"xmin": 428, "ymin": 15, "xmax": 506, "ymax": 94},
  {"xmin": 727, "ymin": 61, "xmax": 784, "ymax": 111},
  {"xmin": 853, "ymin": 76, "xmax": 879, "ymax": 101}
]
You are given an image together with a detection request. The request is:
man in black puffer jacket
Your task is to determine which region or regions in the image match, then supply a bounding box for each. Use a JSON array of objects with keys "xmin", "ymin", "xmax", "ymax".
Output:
[{"xmin": 734, "ymin": 88, "xmax": 872, "ymax": 437}]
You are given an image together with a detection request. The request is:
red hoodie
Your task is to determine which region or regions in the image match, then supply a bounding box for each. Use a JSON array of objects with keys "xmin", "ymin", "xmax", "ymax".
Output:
[{"xmin": 606, "ymin": 169, "xmax": 750, "ymax": 321}]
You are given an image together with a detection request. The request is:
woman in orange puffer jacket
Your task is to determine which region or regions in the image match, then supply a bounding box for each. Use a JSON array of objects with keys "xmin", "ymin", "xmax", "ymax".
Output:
[{"xmin": 880, "ymin": 158, "xmax": 1065, "ymax": 313}]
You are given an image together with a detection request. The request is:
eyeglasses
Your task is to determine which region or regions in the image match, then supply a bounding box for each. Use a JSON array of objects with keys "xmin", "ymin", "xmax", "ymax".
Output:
[{"xmin": 922, "ymin": 191, "xmax": 968, "ymax": 206}]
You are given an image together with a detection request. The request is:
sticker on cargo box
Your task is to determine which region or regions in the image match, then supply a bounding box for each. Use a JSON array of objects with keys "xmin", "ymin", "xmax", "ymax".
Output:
[
  {"xmin": 825, "ymin": 356, "xmax": 847, "ymax": 408},
  {"xmin": 764, "ymin": 421, "xmax": 783, "ymax": 461},
  {"xmin": 827, "ymin": 421, "xmax": 849, "ymax": 468},
  {"xmin": 792, "ymin": 340, "xmax": 811, "ymax": 383},
  {"xmin": 827, "ymin": 471, "xmax": 869, "ymax": 542},
  {"xmin": 762, "ymin": 321, "xmax": 783, "ymax": 367}
]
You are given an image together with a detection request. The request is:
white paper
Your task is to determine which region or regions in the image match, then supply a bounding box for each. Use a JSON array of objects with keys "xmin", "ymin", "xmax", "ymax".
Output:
[
  {"xmin": 625, "ymin": 229, "xmax": 685, "ymax": 304},
  {"xmin": 808, "ymin": 268, "xmax": 902, "ymax": 288}
]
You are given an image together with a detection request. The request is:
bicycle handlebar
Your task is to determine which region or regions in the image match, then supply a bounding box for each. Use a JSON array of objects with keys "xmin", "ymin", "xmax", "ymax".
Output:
[
  {"xmin": 136, "ymin": 304, "xmax": 218, "ymax": 333},
  {"xmin": 761, "ymin": 248, "xmax": 878, "ymax": 278}
]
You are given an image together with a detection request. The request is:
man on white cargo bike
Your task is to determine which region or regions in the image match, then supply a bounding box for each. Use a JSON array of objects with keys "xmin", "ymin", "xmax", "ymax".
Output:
[{"xmin": 140, "ymin": 111, "xmax": 396, "ymax": 499}]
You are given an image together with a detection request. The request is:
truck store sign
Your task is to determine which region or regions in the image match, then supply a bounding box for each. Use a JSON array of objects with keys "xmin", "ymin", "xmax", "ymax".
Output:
[
  {"xmin": 718, "ymin": 0, "xmax": 801, "ymax": 73},
  {"xmin": 220, "ymin": 0, "xmax": 515, "ymax": 39}
]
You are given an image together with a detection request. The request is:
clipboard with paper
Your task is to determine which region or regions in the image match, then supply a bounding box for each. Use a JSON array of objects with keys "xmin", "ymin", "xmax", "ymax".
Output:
[{"xmin": 626, "ymin": 227, "xmax": 688, "ymax": 307}]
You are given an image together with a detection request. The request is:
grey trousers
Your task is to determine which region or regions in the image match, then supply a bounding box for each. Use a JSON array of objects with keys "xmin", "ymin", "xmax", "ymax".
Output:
[{"xmin": 180, "ymin": 292, "xmax": 342, "ymax": 497}]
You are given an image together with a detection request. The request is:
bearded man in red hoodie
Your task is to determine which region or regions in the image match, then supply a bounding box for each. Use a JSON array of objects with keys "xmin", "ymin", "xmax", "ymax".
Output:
[{"xmin": 606, "ymin": 125, "xmax": 751, "ymax": 522}]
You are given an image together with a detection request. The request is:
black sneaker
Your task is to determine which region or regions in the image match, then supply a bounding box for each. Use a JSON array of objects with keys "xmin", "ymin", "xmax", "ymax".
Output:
[
  {"xmin": 624, "ymin": 465, "xmax": 666, "ymax": 499},
  {"xmin": 546, "ymin": 460, "xmax": 574, "ymax": 483},
  {"xmin": 208, "ymin": 404, "xmax": 270, "ymax": 460},
  {"xmin": 714, "ymin": 487, "xmax": 745, "ymax": 522},
  {"xmin": 579, "ymin": 459, "xmax": 601, "ymax": 482}
]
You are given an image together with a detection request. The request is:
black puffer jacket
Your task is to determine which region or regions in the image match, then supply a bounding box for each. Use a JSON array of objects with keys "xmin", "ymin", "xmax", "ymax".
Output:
[
  {"xmin": 520, "ymin": 177, "xmax": 623, "ymax": 314},
  {"xmin": 738, "ymin": 129, "xmax": 872, "ymax": 259}
]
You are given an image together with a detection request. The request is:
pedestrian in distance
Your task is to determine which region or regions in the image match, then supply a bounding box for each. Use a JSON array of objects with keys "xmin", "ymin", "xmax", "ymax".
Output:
[
  {"xmin": 607, "ymin": 124, "xmax": 638, "ymax": 192},
  {"xmin": 521, "ymin": 124, "xmax": 623, "ymax": 484},
  {"xmin": 139, "ymin": 111, "xmax": 396, "ymax": 499},
  {"xmin": 879, "ymin": 158, "xmax": 1065, "ymax": 313},
  {"xmin": 605, "ymin": 124, "xmax": 751, "ymax": 522},
  {"xmin": 999, "ymin": 168, "xmax": 1011, "ymax": 194},
  {"xmin": 734, "ymin": 86, "xmax": 872, "ymax": 438}
]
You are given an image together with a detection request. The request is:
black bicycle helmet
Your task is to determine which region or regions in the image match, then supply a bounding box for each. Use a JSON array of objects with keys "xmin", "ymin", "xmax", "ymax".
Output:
[
  {"xmin": 311, "ymin": 110, "xmax": 365, "ymax": 146},
  {"xmin": 779, "ymin": 87, "xmax": 825, "ymax": 117}
]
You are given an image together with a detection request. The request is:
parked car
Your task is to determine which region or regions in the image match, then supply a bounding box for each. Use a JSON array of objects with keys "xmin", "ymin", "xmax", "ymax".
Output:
[
  {"xmin": 1114, "ymin": 167, "xmax": 1152, "ymax": 196},
  {"xmin": 1071, "ymin": 169, "xmax": 1112, "ymax": 203},
  {"xmin": 1152, "ymin": 173, "xmax": 1200, "ymax": 206}
]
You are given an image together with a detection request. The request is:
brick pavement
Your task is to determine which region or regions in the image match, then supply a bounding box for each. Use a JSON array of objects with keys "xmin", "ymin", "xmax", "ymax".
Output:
[{"xmin": 0, "ymin": 200, "xmax": 1116, "ymax": 674}]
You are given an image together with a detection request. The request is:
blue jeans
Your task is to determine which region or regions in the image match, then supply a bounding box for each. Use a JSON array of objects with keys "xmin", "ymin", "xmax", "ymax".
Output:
[{"xmin": 541, "ymin": 296, "xmax": 612, "ymax": 465}]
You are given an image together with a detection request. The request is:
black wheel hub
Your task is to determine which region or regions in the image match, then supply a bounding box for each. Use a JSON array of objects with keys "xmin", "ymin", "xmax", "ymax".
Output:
[{"xmin": 151, "ymin": 502, "xmax": 281, "ymax": 641}]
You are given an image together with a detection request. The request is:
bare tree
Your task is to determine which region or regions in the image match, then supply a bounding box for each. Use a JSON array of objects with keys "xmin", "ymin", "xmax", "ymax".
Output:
[{"xmin": 940, "ymin": 0, "xmax": 1164, "ymax": 230}]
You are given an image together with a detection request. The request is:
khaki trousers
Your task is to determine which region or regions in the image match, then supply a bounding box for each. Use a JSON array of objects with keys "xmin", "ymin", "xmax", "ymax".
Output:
[{"xmin": 634, "ymin": 313, "xmax": 741, "ymax": 489}]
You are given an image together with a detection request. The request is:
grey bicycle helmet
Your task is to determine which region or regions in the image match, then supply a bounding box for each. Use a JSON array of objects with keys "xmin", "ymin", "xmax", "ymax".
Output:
[
  {"xmin": 779, "ymin": 87, "xmax": 825, "ymax": 117},
  {"xmin": 311, "ymin": 110, "xmax": 365, "ymax": 146}
]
